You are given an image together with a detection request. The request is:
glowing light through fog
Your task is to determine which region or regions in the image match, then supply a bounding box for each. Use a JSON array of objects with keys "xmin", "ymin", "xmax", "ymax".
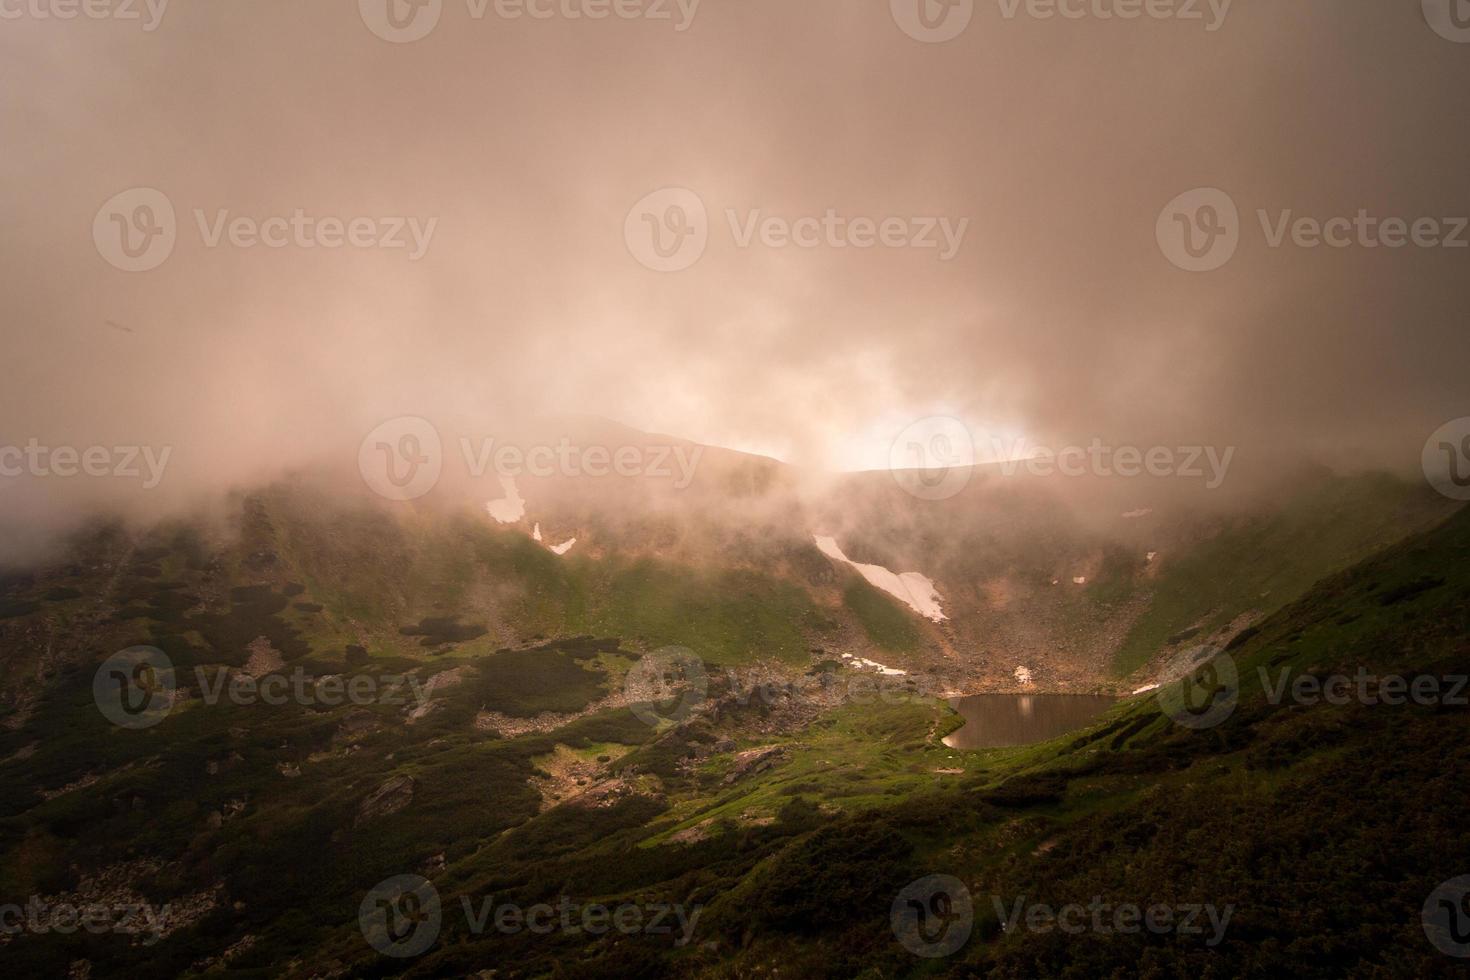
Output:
[{"xmin": 828, "ymin": 415, "xmax": 1035, "ymax": 473}]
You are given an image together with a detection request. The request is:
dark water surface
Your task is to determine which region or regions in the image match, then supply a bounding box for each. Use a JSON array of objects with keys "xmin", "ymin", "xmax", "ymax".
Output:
[{"xmin": 943, "ymin": 693, "xmax": 1118, "ymax": 749}]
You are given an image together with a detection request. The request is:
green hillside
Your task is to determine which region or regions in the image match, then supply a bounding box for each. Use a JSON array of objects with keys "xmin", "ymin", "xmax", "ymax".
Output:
[
  {"xmin": 1109, "ymin": 471, "xmax": 1458, "ymax": 676},
  {"xmin": 1, "ymin": 489, "xmax": 1464, "ymax": 976}
]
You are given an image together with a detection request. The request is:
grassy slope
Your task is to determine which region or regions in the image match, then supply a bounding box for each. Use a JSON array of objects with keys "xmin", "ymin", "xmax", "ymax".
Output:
[
  {"xmin": 1109, "ymin": 471, "xmax": 1458, "ymax": 676},
  {"xmin": 842, "ymin": 579, "xmax": 924, "ymax": 653},
  {"xmin": 264, "ymin": 489, "xmax": 822, "ymax": 666},
  {"xmin": 268, "ymin": 501, "xmax": 1468, "ymax": 978},
  {"xmin": 1, "ymin": 488, "xmax": 1466, "ymax": 977},
  {"xmin": 700, "ymin": 501, "xmax": 1470, "ymax": 978},
  {"xmin": 147, "ymin": 473, "xmax": 1460, "ymax": 681}
]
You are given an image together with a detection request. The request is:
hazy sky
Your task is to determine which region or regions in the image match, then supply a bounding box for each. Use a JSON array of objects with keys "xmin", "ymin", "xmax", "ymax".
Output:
[{"xmin": 2, "ymin": 1, "xmax": 1468, "ymax": 537}]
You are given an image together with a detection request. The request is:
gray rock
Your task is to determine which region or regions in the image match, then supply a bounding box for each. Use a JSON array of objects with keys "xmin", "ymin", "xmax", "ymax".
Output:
[{"xmin": 355, "ymin": 774, "xmax": 415, "ymax": 826}]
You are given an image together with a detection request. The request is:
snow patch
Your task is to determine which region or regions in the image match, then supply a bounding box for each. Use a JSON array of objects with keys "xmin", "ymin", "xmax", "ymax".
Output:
[
  {"xmin": 1072, "ymin": 576, "xmax": 1088, "ymax": 585},
  {"xmin": 814, "ymin": 535, "xmax": 946, "ymax": 622},
  {"xmin": 485, "ymin": 476, "xmax": 526, "ymax": 524},
  {"xmin": 530, "ymin": 520, "xmax": 576, "ymax": 556},
  {"xmin": 1122, "ymin": 508, "xmax": 1153, "ymax": 519},
  {"xmin": 840, "ymin": 652, "xmax": 907, "ymax": 676}
]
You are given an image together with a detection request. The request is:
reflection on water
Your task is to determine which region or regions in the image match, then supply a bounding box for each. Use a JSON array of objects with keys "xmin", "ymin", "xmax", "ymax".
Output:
[{"xmin": 943, "ymin": 693, "xmax": 1117, "ymax": 749}]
